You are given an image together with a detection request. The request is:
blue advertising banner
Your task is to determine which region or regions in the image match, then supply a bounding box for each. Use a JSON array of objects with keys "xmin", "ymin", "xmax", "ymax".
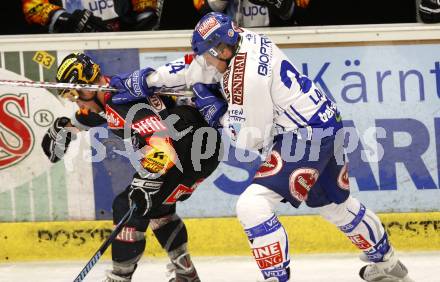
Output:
[
  {"xmin": 87, "ymin": 44, "xmax": 440, "ymax": 219},
  {"xmin": 177, "ymin": 44, "xmax": 440, "ymax": 217},
  {"xmin": 87, "ymin": 49, "xmax": 140, "ymax": 219},
  {"xmin": 2, "ymin": 40, "xmax": 438, "ymax": 222}
]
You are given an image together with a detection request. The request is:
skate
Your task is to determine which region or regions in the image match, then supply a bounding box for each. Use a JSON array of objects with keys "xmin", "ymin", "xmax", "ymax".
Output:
[
  {"xmin": 359, "ymin": 248, "xmax": 414, "ymax": 282},
  {"xmin": 167, "ymin": 252, "xmax": 201, "ymax": 282},
  {"xmin": 103, "ymin": 262, "xmax": 137, "ymax": 282},
  {"xmin": 103, "ymin": 270, "xmax": 132, "ymax": 282},
  {"xmin": 258, "ymin": 278, "xmax": 282, "ymax": 282}
]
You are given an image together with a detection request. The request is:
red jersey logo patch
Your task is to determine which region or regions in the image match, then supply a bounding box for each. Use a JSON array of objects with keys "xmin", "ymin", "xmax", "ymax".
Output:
[
  {"xmin": 337, "ymin": 163, "xmax": 350, "ymax": 190},
  {"xmin": 348, "ymin": 234, "xmax": 372, "ymax": 250},
  {"xmin": 252, "ymin": 242, "xmax": 283, "ymax": 269},
  {"xmin": 231, "ymin": 53, "xmax": 246, "ymax": 105},
  {"xmin": 115, "ymin": 226, "xmax": 136, "ymax": 243},
  {"xmin": 146, "ymin": 95, "xmax": 166, "ymax": 112},
  {"xmin": 163, "ymin": 179, "xmax": 203, "ymax": 204},
  {"xmin": 197, "ymin": 16, "xmax": 221, "ymax": 39},
  {"xmin": 255, "ymin": 151, "xmax": 283, "ymax": 178},
  {"xmin": 223, "ymin": 68, "xmax": 231, "ymax": 101},
  {"xmin": 105, "ymin": 104, "xmax": 125, "ymax": 129},
  {"xmin": 289, "ymin": 168, "xmax": 319, "ymax": 202},
  {"xmin": 131, "ymin": 116, "xmax": 167, "ymax": 136},
  {"xmin": 184, "ymin": 53, "xmax": 195, "ymax": 65}
]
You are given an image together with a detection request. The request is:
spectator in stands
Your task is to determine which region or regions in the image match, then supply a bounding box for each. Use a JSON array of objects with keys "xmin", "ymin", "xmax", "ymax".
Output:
[
  {"xmin": 193, "ymin": 0, "xmax": 311, "ymax": 27},
  {"xmin": 194, "ymin": 0, "xmax": 418, "ymax": 27},
  {"xmin": 293, "ymin": 0, "xmax": 417, "ymax": 26},
  {"xmin": 418, "ymin": 0, "xmax": 440, "ymax": 23},
  {"xmin": 158, "ymin": 0, "xmax": 201, "ymax": 30},
  {"xmin": 21, "ymin": 0, "xmax": 160, "ymax": 33},
  {"xmin": 0, "ymin": 1, "xmax": 45, "ymax": 34}
]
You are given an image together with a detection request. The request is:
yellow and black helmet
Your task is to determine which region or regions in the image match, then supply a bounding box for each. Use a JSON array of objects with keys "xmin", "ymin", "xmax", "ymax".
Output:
[{"xmin": 56, "ymin": 52, "xmax": 100, "ymax": 84}]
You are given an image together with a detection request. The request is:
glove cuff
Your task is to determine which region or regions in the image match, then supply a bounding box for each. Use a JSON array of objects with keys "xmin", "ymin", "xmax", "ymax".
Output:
[
  {"xmin": 125, "ymin": 68, "xmax": 155, "ymax": 98},
  {"xmin": 57, "ymin": 116, "xmax": 71, "ymax": 127},
  {"xmin": 49, "ymin": 10, "xmax": 68, "ymax": 33},
  {"xmin": 136, "ymin": 11, "xmax": 154, "ymax": 22},
  {"xmin": 52, "ymin": 117, "xmax": 77, "ymax": 141}
]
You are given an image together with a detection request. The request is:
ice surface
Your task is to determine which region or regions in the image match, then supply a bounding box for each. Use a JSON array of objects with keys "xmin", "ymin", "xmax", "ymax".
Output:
[{"xmin": 0, "ymin": 252, "xmax": 438, "ymax": 282}]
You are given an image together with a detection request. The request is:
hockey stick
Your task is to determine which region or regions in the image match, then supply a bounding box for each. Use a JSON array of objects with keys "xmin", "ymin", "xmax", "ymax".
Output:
[
  {"xmin": 73, "ymin": 204, "xmax": 137, "ymax": 282},
  {"xmin": 0, "ymin": 79, "xmax": 194, "ymax": 97}
]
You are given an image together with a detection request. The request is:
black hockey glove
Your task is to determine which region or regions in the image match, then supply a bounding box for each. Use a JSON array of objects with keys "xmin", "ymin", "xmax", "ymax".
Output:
[
  {"xmin": 194, "ymin": 0, "xmax": 228, "ymax": 15},
  {"xmin": 41, "ymin": 117, "xmax": 76, "ymax": 163},
  {"xmin": 248, "ymin": 0, "xmax": 295, "ymax": 20},
  {"xmin": 53, "ymin": 9, "xmax": 111, "ymax": 33},
  {"xmin": 133, "ymin": 10, "xmax": 158, "ymax": 31},
  {"xmin": 419, "ymin": 0, "xmax": 440, "ymax": 23},
  {"xmin": 128, "ymin": 176, "xmax": 164, "ymax": 217}
]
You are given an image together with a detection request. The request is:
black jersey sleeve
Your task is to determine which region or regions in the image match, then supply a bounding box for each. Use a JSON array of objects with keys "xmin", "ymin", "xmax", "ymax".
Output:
[{"xmin": 72, "ymin": 108, "xmax": 107, "ymax": 130}]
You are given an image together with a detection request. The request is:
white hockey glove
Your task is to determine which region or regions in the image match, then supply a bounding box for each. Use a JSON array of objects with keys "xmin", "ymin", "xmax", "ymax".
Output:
[
  {"xmin": 41, "ymin": 117, "xmax": 76, "ymax": 163},
  {"xmin": 128, "ymin": 177, "xmax": 164, "ymax": 216}
]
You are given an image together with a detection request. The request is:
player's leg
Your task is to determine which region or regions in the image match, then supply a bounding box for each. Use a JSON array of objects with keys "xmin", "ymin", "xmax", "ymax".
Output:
[
  {"xmin": 319, "ymin": 195, "xmax": 412, "ymax": 282},
  {"xmin": 105, "ymin": 186, "xmax": 149, "ymax": 282},
  {"xmin": 236, "ymin": 183, "xmax": 290, "ymax": 282},
  {"xmin": 151, "ymin": 213, "xmax": 200, "ymax": 282},
  {"xmin": 146, "ymin": 173, "xmax": 201, "ymax": 282},
  {"xmin": 239, "ymin": 132, "xmax": 333, "ymax": 282},
  {"xmin": 316, "ymin": 156, "xmax": 413, "ymax": 282}
]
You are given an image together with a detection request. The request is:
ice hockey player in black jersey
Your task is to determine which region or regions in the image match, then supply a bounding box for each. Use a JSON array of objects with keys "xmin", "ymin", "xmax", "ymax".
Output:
[{"xmin": 41, "ymin": 52, "xmax": 220, "ymax": 281}]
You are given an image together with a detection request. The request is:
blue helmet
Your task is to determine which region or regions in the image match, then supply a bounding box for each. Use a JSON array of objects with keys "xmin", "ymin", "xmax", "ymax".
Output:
[{"xmin": 191, "ymin": 12, "xmax": 239, "ymax": 56}]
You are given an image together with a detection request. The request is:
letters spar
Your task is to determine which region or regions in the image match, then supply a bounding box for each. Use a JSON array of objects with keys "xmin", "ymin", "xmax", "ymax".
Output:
[{"xmin": 258, "ymin": 37, "xmax": 271, "ymax": 76}]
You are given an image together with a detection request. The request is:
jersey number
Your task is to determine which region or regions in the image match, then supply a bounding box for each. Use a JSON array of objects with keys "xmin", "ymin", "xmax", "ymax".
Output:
[
  {"xmin": 280, "ymin": 60, "xmax": 325, "ymax": 105},
  {"xmin": 166, "ymin": 61, "xmax": 185, "ymax": 74}
]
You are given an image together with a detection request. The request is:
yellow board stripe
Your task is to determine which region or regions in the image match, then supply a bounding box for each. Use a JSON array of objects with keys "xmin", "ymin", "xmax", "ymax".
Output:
[{"xmin": 0, "ymin": 212, "xmax": 439, "ymax": 262}]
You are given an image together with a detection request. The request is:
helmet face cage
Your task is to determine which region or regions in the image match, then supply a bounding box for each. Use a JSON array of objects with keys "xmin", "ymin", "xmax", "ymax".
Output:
[
  {"xmin": 56, "ymin": 53, "xmax": 100, "ymax": 99},
  {"xmin": 59, "ymin": 88, "xmax": 80, "ymax": 102},
  {"xmin": 191, "ymin": 12, "xmax": 239, "ymax": 56}
]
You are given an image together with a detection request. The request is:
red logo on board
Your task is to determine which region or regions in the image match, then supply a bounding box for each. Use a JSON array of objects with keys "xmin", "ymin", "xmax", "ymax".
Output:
[{"xmin": 0, "ymin": 94, "xmax": 34, "ymax": 169}]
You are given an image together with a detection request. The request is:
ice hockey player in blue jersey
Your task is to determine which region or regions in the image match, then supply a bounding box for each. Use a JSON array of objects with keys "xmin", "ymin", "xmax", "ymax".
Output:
[{"xmin": 108, "ymin": 12, "xmax": 414, "ymax": 282}]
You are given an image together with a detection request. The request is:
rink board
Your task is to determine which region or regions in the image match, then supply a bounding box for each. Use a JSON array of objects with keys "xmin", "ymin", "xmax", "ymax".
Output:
[
  {"xmin": 2, "ymin": 42, "xmax": 440, "ymax": 223},
  {"xmin": 0, "ymin": 212, "xmax": 439, "ymax": 262}
]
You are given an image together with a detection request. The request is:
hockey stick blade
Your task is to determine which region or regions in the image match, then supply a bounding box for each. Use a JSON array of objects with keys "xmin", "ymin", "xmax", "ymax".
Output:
[
  {"xmin": 73, "ymin": 204, "xmax": 137, "ymax": 282},
  {"xmin": 0, "ymin": 79, "xmax": 194, "ymax": 97}
]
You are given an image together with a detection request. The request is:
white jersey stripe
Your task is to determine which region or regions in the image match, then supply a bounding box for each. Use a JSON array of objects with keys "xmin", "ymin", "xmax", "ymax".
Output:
[{"xmin": 289, "ymin": 105, "xmax": 308, "ymax": 123}]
